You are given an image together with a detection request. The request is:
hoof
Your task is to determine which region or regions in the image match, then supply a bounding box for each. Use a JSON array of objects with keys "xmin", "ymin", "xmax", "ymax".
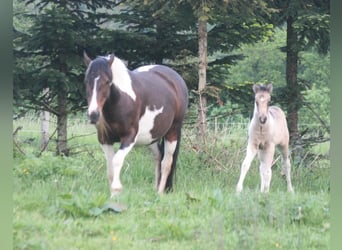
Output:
[
  {"xmin": 236, "ymin": 185, "xmax": 243, "ymax": 193},
  {"xmin": 110, "ymin": 185, "xmax": 122, "ymax": 198}
]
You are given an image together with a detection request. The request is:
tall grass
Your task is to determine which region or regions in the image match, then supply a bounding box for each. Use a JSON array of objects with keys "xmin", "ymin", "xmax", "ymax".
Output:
[{"xmin": 13, "ymin": 115, "xmax": 330, "ymax": 249}]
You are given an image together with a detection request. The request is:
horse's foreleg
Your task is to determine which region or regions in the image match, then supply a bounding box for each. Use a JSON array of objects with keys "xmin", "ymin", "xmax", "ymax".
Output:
[
  {"xmin": 149, "ymin": 142, "xmax": 162, "ymax": 190},
  {"xmin": 101, "ymin": 144, "xmax": 115, "ymax": 186},
  {"xmin": 236, "ymin": 144, "xmax": 257, "ymax": 193},
  {"xmin": 258, "ymin": 146, "xmax": 275, "ymax": 193},
  {"xmin": 110, "ymin": 142, "xmax": 135, "ymax": 197},
  {"xmin": 158, "ymin": 140, "xmax": 177, "ymax": 194}
]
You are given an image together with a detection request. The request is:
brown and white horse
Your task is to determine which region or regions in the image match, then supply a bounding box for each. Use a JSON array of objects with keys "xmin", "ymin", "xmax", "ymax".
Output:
[
  {"xmin": 236, "ymin": 83, "xmax": 294, "ymax": 193},
  {"xmin": 83, "ymin": 52, "xmax": 188, "ymax": 197}
]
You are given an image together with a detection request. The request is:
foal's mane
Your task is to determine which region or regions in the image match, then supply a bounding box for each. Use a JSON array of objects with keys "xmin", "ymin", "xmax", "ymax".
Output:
[{"xmin": 258, "ymin": 85, "xmax": 269, "ymax": 92}]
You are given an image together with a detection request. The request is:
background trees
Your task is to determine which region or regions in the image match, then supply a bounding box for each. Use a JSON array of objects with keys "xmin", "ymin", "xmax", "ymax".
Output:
[
  {"xmin": 13, "ymin": 0, "xmax": 330, "ymax": 156},
  {"xmin": 266, "ymin": 0, "xmax": 330, "ymax": 142},
  {"xmin": 13, "ymin": 0, "xmax": 118, "ymax": 155}
]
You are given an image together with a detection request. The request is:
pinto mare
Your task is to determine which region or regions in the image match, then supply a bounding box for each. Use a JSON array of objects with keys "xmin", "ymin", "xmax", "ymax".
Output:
[
  {"xmin": 236, "ymin": 84, "xmax": 294, "ymax": 193},
  {"xmin": 83, "ymin": 52, "xmax": 188, "ymax": 196}
]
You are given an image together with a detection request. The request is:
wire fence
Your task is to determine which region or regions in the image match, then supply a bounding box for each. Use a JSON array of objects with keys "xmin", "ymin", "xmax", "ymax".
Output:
[
  {"xmin": 13, "ymin": 114, "xmax": 329, "ymax": 140},
  {"xmin": 13, "ymin": 114, "xmax": 330, "ymax": 173}
]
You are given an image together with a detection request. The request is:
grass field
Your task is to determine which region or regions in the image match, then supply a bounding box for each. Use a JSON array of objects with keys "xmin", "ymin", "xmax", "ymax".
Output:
[{"xmin": 13, "ymin": 116, "xmax": 330, "ymax": 249}]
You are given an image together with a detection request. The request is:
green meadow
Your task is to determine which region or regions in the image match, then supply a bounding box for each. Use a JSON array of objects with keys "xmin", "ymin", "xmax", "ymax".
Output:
[{"xmin": 13, "ymin": 116, "xmax": 330, "ymax": 249}]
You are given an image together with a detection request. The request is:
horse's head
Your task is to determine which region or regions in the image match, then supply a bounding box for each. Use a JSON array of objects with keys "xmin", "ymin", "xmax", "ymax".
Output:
[
  {"xmin": 84, "ymin": 51, "xmax": 115, "ymax": 124},
  {"xmin": 253, "ymin": 83, "xmax": 273, "ymax": 124}
]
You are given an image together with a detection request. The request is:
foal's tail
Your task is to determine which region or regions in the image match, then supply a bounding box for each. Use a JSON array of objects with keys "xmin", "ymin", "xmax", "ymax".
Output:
[{"xmin": 159, "ymin": 130, "xmax": 182, "ymax": 192}]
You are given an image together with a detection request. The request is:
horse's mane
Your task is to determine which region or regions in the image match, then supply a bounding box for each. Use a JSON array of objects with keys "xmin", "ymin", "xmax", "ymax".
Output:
[{"xmin": 96, "ymin": 114, "xmax": 112, "ymax": 143}]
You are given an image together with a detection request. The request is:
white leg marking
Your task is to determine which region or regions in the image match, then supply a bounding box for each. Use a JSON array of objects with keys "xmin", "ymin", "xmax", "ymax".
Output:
[
  {"xmin": 158, "ymin": 140, "xmax": 177, "ymax": 193},
  {"xmin": 88, "ymin": 76, "xmax": 100, "ymax": 115},
  {"xmin": 111, "ymin": 143, "xmax": 135, "ymax": 196},
  {"xmin": 101, "ymin": 144, "xmax": 114, "ymax": 184},
  {"xmin": 236, "ymin": 144, "xmax": 257, "ymax": 193},
  {"xmin": 135, "ymin": 106, "xmax": 164, "ymax": 144}
]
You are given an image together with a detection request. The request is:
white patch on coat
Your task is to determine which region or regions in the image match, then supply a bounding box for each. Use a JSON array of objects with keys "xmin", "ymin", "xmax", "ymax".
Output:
[
  {"xmin": 88, "ymin": 76, "xmax": 100, "ymax": 115},
  {"xmin": 134, "ymin": 65, "xmax": 156, "ymax": 72},
  {"xmin": 110, "ymin": 57, "xmax": 136, "ymax": 101},
  {"xmin": 102, "ymin": 55, "xmax": 112, "ymax": 61},
  {"xmin": 135, "ymin": 106, "xmax": 164, "ymax": 144}
]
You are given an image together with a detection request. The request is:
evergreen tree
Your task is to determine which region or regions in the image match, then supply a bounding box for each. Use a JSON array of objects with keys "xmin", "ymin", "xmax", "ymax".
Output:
[
  {"xmin": 266, "ymin": 0, "xmax": 330, "ymax": 143},
  {"xmin": 13, "ymin": 0, "xmax": 120, "ymax": 155}
]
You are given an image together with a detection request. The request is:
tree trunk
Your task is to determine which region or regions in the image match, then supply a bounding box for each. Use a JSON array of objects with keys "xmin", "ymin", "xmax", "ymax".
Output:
[
  {"xmin": 198, "ymin": 17, "xmax": 207, "ymax": 141},
  {"xmin": 286, "ymin": 16, "xmax": 300, "ymax": 144},
  {"xmin": 56, "ymin": 86, "xmax": 69, "ymax": 156}
]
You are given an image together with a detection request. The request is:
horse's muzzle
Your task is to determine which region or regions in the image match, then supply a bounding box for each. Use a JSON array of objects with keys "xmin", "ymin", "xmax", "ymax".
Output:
[
  {"xmin": 89, "ymin": 111, "xmax": 100, "ymax": 124},
  {"xmin": 259, "ymin": 116, "xmax": 267, "ymax": 124}
]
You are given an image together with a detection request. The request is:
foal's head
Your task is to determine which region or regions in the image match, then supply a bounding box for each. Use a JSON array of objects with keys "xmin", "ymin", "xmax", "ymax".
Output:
[
  {"xmin": 253, "ymin": 83, "xmax": 273, "ymax": 124},
  {"xmin": 84, "ymin": 52, "xmax": 115, "ymax": 124}
]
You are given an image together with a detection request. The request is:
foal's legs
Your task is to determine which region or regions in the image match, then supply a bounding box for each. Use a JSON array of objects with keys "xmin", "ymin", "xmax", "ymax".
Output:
[
  {"xmin": 158, "ymin": 139, "xmax": 177, "ymax": 193},
  {"xmin": 236, "ymin": 143, "xmax": 257, "ymax": 193},
  {"xmin": 149, "ymin": 142, "xmax": 162, "ymax": 190},
  {"xmin": 279, "ymin": 145, "xmax": 294, "ymax": 192},
  {"xmin": 258, "ymin": 146, "xmax": 275, "ymax": 193}
]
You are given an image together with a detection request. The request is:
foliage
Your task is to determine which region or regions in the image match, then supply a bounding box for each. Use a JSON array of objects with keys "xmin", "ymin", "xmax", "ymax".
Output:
[
  {"xmin": 13, "ymin": 0, "xmax": 330, "ymax": 157},
  {"xmin": 205, "ymin": 28, "xmax": 330, "ymax": 152},
  {"xmin": 87, "ymin": 0, "xmax": 275, "ymax": 90},
  {"xmin": 13, "ymin": 0, "xmax": 125, "ymax": 154},
  {"xmin": 13, "ymin": 0, "xmax": 109, "ymax": 115},
  {"xmin": 299, "ymin": 51, "xmax": 330, "ymax": 127},
  {"xmin": 262, "ymin": 0, "xmax": 330, "ymax": 141},
  {"xmin": 267, "ymin": 0, "xmax": 330, "ymax": 54},
  {"xmin": 206, "ymin": 28, "xmax": 287, "ymax": 119}
]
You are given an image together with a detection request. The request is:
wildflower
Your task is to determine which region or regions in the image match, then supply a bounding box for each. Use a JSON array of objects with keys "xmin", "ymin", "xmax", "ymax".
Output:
[{"xmin": 110, "ymin": 231, "xmax": 118, "ymax": 242}]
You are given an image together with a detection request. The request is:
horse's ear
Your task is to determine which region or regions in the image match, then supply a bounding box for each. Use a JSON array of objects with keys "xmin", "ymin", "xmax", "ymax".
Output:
[
  {"xmin": 252, "ymin": 84, "xmax": 260, "ymax": 94},
  {"xmin": 266, "ymin": 83, "xmax": 273, "ymax": 93},
  {"xmin": 108, "ymin": 53, "xmax": 115, "ymax": 66},
  {"xmin": 83, "ymin": 51, "xmax": 92, "ymax": 66}
]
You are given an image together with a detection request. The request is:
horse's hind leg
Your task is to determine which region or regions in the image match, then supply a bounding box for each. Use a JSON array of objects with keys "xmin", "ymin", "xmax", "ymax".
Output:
[
  {"xmin": 279, "ymin": 145, "xmax": 294, "ymax": 192},
  {"xmin": 149, "ymin": 142, "xmax": 162, "ymax": 190},
  {"xmin": 158, "ymin": 138, "xmax": 178, "ymax": 194},
  {"xmin": 258, "ymin": 146, "xmax": 275, "ymax": 193},
  {"xmin": 236, "ymin": 143, "xmax": 257, "ymax": 193}
]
